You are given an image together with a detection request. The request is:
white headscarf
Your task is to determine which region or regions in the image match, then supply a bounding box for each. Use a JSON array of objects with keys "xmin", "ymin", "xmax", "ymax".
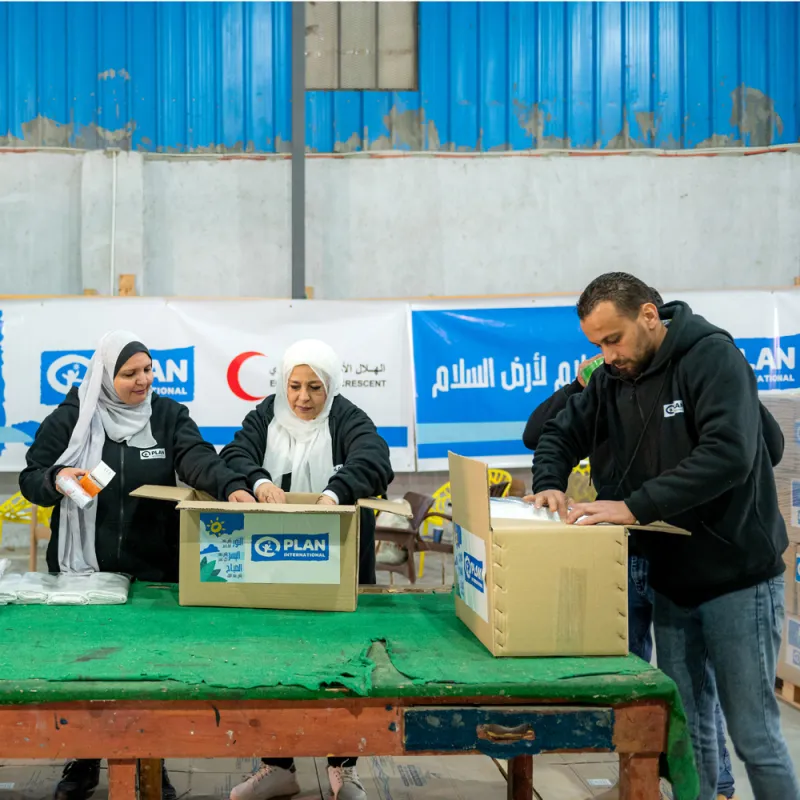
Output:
[
  {"xmin": 263, "ymin": 339, "xmax": 342, "ymax": 493},
  {"xmin": 56, "ymin": 330, "xmax": 157, "ymax": 574}
]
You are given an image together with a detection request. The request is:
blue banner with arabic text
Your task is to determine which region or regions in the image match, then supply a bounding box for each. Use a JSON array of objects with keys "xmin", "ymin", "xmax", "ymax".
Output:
[{"xmin": 411, "ymin": 304, "xmax": 800, "ymax": 467}]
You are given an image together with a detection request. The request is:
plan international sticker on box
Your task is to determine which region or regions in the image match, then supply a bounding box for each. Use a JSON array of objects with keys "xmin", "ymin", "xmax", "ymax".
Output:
[
  {"xmin": 454, "ymin": 524, "xmax": 488, "ymax": 623},
  {"xmin": 131, "ymin": 486, "xmax": 409, "ymax": 612},
  {"xmin": 198, "ymin": 511, "xmax": 341, "ymax": 585}
]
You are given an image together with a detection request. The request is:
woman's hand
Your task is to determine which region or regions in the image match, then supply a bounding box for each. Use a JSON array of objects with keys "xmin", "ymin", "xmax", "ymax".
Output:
[
  {"xmin": 255, "ymin": 483, "xmax": 286, "ymax": 504},
  {"xmin": 227, "ymin": 490, "xmax": 256, "ymax": 503},
  {"xmin": 55, "ymin": 467, "xmax": 87, "ymax": 495},
  {"xmin": 316, "ymin": 494, "xmax": 337, "ymax": 506}
]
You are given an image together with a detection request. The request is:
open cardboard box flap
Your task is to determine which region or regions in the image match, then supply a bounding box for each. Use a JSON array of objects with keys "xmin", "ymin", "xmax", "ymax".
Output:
[
  {"xmin": 130, "ymin": 486, "xmax": 411, "ymax": 518},
  {"xmin": 448, "ymin": 453, "xmax": 690, "ymax": 536}
]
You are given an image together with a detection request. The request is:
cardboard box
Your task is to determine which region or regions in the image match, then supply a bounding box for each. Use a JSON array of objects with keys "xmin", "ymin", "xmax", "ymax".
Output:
[
  {"xmin": 783, "ymin": 544, "xmax": 800, "ymax": 617},
  {"xmin": 131, "ymin": 486, "xmax": 408, "ymax": 612},
  {"xmin": 448, "ymin": 454, "xmax": 688, "ymax": 657},
  {"xmin": 761, "ymin": 393, "xmax": 800, "ymax": 541},
  {"xmin": 778, "ymin": 614, "xmax": 800, "ymax": 686}
]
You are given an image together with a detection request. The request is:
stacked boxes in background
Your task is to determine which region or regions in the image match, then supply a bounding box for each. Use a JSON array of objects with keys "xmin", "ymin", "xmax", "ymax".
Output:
[{"xmin": 761, "ymin": 393, "xmax": 800, "ymax": 686}]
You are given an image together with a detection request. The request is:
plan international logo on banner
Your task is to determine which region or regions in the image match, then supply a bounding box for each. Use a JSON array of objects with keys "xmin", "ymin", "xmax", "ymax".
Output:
[
  {"xmin": 39, "ymin": 347, "xmax": 196, "ymax": 405},
  {"xmin": 736, "ymin": 334, "xmax": 800, "ymax": 389}
]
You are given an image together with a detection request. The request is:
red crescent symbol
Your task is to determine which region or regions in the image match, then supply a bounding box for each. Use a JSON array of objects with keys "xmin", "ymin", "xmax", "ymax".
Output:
[{"xmin": 227, "ymin": 352, "xmax": 267, "ymax": 402}]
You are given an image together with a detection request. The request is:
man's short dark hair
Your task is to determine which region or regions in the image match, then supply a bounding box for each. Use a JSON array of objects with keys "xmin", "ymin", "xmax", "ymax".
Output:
[{"xmin": 577, "ymin": 272, "xmax": 661, "ymax": 320}]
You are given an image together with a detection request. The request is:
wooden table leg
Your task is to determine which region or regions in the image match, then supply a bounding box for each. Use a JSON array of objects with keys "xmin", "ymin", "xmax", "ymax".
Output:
[
  {"xmin": 108, "ymin": 760, "xmax": 137, "ymax": 800},
  {"xmin": 507, "ymin": 755, "xmax": 533, "ymax": 800},
  {"xmin": 618, "ymin": 753, "xmax": 661, "ymax": 800},
  {"xmin": 139, "ymin": 759, "xmax": 162, "ymax": 800}
]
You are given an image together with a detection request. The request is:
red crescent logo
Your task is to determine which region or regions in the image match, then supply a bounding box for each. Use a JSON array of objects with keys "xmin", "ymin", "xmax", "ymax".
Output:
[{"xmin": 227, "ymin": 352, "xmax": 267, "ymax": 402}]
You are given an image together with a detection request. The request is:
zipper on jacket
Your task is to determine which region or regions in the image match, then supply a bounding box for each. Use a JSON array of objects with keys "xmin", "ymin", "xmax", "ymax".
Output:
[{"xmin": 117, "ymin": 446, "xmax": 126, "ymax": 562}]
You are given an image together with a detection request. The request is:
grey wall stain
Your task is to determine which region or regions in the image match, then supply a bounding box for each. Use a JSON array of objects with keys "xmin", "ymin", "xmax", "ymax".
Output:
[
  {"xmin": 635, "ymin": 111, "xmax": 657, "ymax": 143},
  {"xmin": 607, "ymin": 114, "xmax": 646, "ymax": 150},
  {"xmin": 514, "ymin": 100, "xmax": 569, "ymax": 149},
  {"xmin": 1, "ymin": 85, "xmax": 785, "ymax": 154},
  {"xmin": 335, "ymin": 132, "xmax": 362, "ymax": 153},
  {"xmin": 696, "ymin": 133, "xmax": 741, "ymax": 149},
  {"xmin": 426, "ymin": 119, "xmax": 442, "ymax": 151},
  {"xmin": 74, "ymin": 121, "xmax": 136, "ymax": 150},
  {"xmin": 0, "ymin": 114, "xmax": 134, "ymax": 150},
  {"xmin": 731, "ymin": 85, "xmax": 783, "ymax": 146},
  {"xmin": 0, "ymin": 116, "xmax": 74, "ymax": 148},
  {"xmin": 382, "ymin": 107, "xmax": 423, "ymax": 151}
]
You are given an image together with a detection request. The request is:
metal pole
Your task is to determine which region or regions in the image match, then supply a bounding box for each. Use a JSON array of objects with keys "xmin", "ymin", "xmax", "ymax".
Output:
[{"xmin": 291, "ymin": 1, "xmax": 306, "ymax": 300}]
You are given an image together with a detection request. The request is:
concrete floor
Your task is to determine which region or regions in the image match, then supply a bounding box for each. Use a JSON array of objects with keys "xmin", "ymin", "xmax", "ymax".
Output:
[{"xmin": 3, "ymin": 526, "xmax": 800, "ymax": 798}]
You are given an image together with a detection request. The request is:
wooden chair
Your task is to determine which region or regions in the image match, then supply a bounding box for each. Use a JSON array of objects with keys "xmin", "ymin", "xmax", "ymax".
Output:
[
  {"xmin": 374, "ymin": 492, "xmax": 453, "ymax": 585},
  {"xmin": 29, "ymin": 505, "xmax": 52, "ymax": 572}
]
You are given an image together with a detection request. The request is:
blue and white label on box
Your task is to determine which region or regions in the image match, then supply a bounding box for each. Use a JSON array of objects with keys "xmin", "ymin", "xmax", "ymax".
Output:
[
  {"xmin": 454, "ymin": 524, "xmax": 488, "ymax": 623},
  {"xmin": 787, "ymin": 618, "xmax": 800, "ymax": 670},
  {"xmin": 199, "ymin": 512, "xmax": 341, "ymax": 585},
  {"xmin": 792, "ymin": 480, "xmax": 800, "ymax": 529}
]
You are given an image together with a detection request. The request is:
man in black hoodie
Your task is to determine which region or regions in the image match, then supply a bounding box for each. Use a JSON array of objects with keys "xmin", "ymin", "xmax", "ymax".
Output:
[{"xmin": 527, "ymin": 273, "xmax": 799, "ymax": 800}]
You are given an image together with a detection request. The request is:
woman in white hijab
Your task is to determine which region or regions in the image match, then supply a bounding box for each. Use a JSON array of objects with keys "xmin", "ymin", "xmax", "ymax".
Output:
[
  {"xmin": 222, "ymin": 339, "xmax": 393, "ymax": 800},
  {"xmin": 20, "ymin": 330, "xmax": 253, "ymax": 800}
]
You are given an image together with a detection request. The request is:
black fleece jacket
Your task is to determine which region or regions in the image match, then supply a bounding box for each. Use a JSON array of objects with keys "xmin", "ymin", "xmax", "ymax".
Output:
[
  {"xmin": 524, "ymin": 378, "xmax": 786, "ymax": 494},
  {"xmin": 531, "ymin": 301, "xmax": 788, "ymax": 606},
  {"xmin": 20, "ymin": 388, "xmax": 249, "ymax": 581},
  {"xmin": 220, "ymin": 394, "xmax": 394, "ymax": 585}
]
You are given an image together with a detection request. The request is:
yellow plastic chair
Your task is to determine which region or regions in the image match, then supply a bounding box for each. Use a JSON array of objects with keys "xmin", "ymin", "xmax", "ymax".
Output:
[
  {"xmin": 419, "ymin": 469, "xmax": 511, "ymax": 579},
  {"xmin": 0, "ymin": 492, "xmax": 53, "ymax": 540},
  {"xmin": 0, "ymin": 492, "xmax": 54, "ymax": 568}
]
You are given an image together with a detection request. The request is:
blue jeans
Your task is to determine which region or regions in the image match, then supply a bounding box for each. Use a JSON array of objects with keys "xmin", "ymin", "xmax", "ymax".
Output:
[
  {"xmin": 654, "ymin": 577, "xmax": 800, "ymax": 800},
  {"xmin": 629, "ymin": 555, "xmax": 736, "ymax": 798}
]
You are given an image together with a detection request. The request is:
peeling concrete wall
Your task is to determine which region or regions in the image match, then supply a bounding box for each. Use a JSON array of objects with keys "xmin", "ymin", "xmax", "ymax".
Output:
[
  {"xmin": 305, "ymin": 151, "xmax": 800, "ymax": 297},
  {"xmin": 0, "ymin": 150, "xmax": 798, "ymax": 298},
  {"xmin": 0, "ymin": 153, "xmax": 82, "ymax": 294},
  {"xmin": 143, "ymin": 159, "xmax": 291, "ymax": 297}
]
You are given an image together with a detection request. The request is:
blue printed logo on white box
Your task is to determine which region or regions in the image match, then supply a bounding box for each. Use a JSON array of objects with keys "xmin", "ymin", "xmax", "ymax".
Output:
[
  {"xmin": 251, "ymin": 534, "xmax": 329, "ymax": 562},
  {"xmin": 454, "ymin": 524, "xmax": 488, "ymax": 622},
  {"xmin": 199, "ymin": 512, "xmax": 340, "ymax": 585},
  {"xmin": 792, "ymin": 480, "xmax": 800, "ymax": 529}
]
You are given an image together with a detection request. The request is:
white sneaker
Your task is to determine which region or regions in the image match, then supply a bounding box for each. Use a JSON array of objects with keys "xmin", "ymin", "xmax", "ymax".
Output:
[
  {"xmin": 327, "ymin": 765, "xmax": 367, "ymax": 800},
  {"xmin": 229, "ymin": 764, "xmax": 300, "ymax": 800}
]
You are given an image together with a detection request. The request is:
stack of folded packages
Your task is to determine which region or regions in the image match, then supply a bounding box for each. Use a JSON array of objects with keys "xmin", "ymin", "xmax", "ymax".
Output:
[
  {"xmin": 0, "ymin": 572, "xmax": 131, "ymax": 606},
  {"xmin": 760, "ymin": 392, "xmax": 800, "ymax": 686}
]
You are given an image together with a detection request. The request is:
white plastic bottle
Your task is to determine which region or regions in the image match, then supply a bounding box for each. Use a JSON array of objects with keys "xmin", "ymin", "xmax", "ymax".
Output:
[{"xmin": 55, "ymin": 474, "xmax": 94, "ymax": 509}]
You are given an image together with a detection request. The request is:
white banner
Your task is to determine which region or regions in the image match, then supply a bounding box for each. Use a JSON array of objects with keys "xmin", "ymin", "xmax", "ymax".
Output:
[
  {"xmin": 0, "ymin": 299, "xmax": 415, "ymax": 473},
  {"xmin": 1, "ymin": 290, "xmax": 798, "ymax": 475}
]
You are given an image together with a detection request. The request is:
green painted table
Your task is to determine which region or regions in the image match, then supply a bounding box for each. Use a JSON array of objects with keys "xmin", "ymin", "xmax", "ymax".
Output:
[{"xmin": 0, "ymin": 584, "xmax": 698, "ymax": 800}]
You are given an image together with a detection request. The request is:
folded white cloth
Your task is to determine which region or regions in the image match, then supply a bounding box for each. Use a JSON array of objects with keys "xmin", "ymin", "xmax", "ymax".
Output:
[
  {"xmin": 0, "ymin": 571, "xmax": 130, "ymax": 605},
  {"xmin": 14, "ymin": 572, "xmax": 59, "ymax": 604},
  {"xmin": 0, "ymin": 573, "xmax": 22, "ymax": 604},
  {"xmin": 46, "ymin": 572, "xmax": 131, "ymax": 606}
]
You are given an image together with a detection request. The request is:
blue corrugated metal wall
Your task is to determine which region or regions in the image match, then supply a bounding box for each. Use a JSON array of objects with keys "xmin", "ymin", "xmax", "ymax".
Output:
[{"xmin": 0, "ymin": 1, "xmax": 797, "ymax": 153}]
